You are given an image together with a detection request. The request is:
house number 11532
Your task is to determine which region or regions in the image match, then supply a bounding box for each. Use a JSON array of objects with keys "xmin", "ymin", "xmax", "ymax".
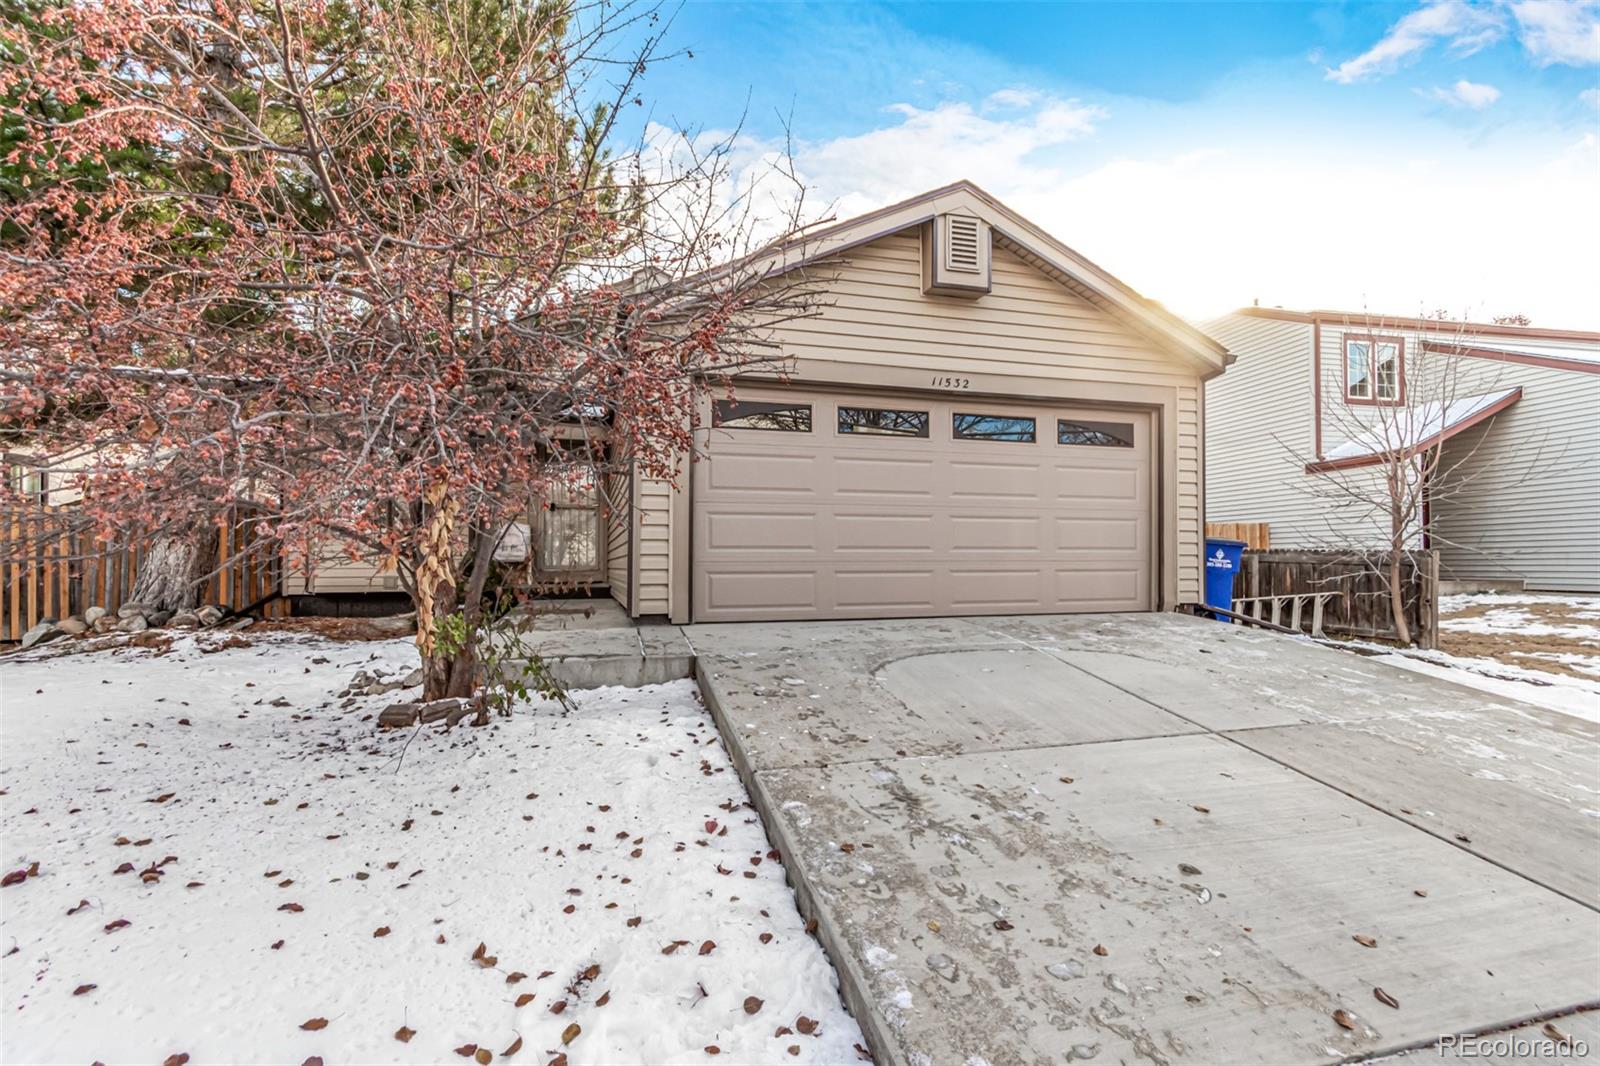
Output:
[{"xmin": 930, "ymin": 376, "xmax": 971, "ymax": 389}]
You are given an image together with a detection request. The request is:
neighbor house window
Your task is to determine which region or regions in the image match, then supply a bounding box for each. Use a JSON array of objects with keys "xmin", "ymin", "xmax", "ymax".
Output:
[
  {"xmin": 712, "ymin": 399, "xmax": 812, "ymax": 432},
  {"xmin": 953, "ymin": 413, "xmax": 1036, "ymax": 442},
  {"xmin": 838, "ymin": 406, "xmax": 929, "ymax": 437},
  {"xmin": 1345, "ymin": 336, "xmax": 1403, "ymax": 405},
  {"xmin": 6, "ymin": 459, "xmax": 47, "ymax": 505},
  {"xmin": 1058, "ymin": 420, "xmax": 1134, "ymax": 447}
]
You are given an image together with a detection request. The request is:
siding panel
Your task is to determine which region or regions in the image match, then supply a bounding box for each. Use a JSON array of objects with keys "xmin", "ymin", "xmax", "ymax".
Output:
[{"xmin": 634, "ymin": 476, "xmax": 673, "ymax": 615}]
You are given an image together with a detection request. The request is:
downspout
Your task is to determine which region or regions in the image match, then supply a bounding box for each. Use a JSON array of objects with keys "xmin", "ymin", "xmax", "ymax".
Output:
[{"xmin": 1312, "ymin": 317, "xmax": 1324, "ymax": 459}]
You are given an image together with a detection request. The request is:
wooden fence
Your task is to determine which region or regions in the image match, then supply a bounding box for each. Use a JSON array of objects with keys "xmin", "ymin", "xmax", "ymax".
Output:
[
  {"xmin": 1205, "ymin": 521, "xmax": 1271, "ymax": 550},
  {"xmin": 1229, "ymin": 549, "xmax": 1440, "ymax": 649},
  {"xmin": 2, "ymin": 506, "xmax": 288, "ymax": 642}
]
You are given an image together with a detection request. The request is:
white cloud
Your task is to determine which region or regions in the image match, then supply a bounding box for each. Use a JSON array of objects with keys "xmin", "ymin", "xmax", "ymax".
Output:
[
  {"xmin": 712, "ymin": 91, "xmax": 1600, "ymax": 328},
  {"xmin": 1329, "ymin": 1, "xmax": 1600, "ymax": 85},
  {"xmin": 983, "ymin": 88, "xmax": 1038, "ymax": 110},
  {"xmin": 1509, "ymin": 0, "xmax": 1600, "ymax": 66},
  {"xmin": 1423, "ymin": 78, "xmax": 1503, "ymax": 108},
  {"xmin": 1327, "ymin": 2, "xmax": 1506, "ymax": 83},
  {"xmin": 773, "ymin": 95, "xmax": 1106, "ymax": 221},
  {"xmin": 1582, "ymin": 87, "xmax": 1600, "ymax": 108}
]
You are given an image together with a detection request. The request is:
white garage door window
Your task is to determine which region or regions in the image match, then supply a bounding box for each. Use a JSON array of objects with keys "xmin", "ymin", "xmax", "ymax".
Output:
[{"xmin": 691, "ymin": 388, "xmax": 1154, "ymax": 622}]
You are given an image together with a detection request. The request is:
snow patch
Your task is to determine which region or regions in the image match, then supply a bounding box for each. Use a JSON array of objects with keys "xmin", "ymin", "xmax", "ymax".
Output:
[{"xmin": 0, "ymin": 633, "xmax": 863, "ymax": 1064}]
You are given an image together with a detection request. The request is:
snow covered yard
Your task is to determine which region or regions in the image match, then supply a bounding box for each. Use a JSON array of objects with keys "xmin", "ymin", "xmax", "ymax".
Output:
[
  {"xmin": 1376, "ymin": 593, "xmax": 1600, "ymax": 723},
  {"xmin": 0, "ymin": 632, "xmax": 865, "ymax": 1065}
]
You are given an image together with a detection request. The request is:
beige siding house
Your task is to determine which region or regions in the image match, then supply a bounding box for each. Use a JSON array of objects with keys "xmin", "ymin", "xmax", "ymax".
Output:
[
  {"xmin": 292, "ymin": 182, "xmax": 1232, "ymax": 620},
  {"xmin": 1205, "ymin": 307, "xmax": 1600, "ymax": 593}
]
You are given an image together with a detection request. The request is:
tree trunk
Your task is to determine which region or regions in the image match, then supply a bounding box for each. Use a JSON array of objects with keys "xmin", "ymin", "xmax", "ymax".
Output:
[
  {"xmin": 129, "ymin": 526, "xmax": 217, "ymax": 612},
  {"xmin": 1388, "ymin": 548, "xmax": 1412, "ymax": 647},
  {"xmin": 416, "ymin": 478, "xmax": 462, "ymax": 701}
]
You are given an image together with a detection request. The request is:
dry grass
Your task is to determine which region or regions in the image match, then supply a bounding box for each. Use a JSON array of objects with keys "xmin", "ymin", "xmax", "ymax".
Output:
[{"xmin": 1440, "ymin": 600, "xmax": 1600, "ymax": 681}]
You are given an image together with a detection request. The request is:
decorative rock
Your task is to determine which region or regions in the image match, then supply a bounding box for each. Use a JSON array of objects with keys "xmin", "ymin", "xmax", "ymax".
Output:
[
  {"xmin": 56, "ymin": 617, "xmax": 88, "ymax": 636},
  {"xmin": 92, "ymin": 614, "xmax": 118, "ymax": 633},
  {"xmin": 147, "ymin": 610, "xmax": 174, "ymax": 628},
  {"xmin": 447, "ymin": 697, "xmax": 486, "ymax": 727},
  {"xmin": 1047, "ymin": 961, "xmax": 1086, "ymax": 980},
  {"xmin": 377, "ymin": 703, "xmax": 420, "ymax": 728},
  {"xmin": 169, "ymin": 611, "xmax": 200, "ymax": 628},
  {"xmin": 83, "ymin": 606, "xmax": 107, "ymax": 627},
  {"xmin": 196, "ymin": 605, "xmax": 224, "ymax": 627},
  {"xmin": 364, "ymin": 614, "xmax": 416, "ymax": 638},
  {"xmin": 418, "ymin": 698, "xmax": 463, "ymax": 724},
  {"xmin": 19, "ymin": 621, "xmax": 61, "ymax": 649},
  {"xmin": 116, "ymin": 614, "xmax": 149, "ymax": 633},
  {"xmin": 225, "ymin": 616, "xmax": 254, "ymax": 631},
  {"xmin": 401, "ymin": 667, "xmax": 425, "ymax": 688},
  {"xmin": 367, "ymin": 678, "xmax": 410, "ymax": 696},
  {"xmin": 117, "ymin": 602, "xmax": 149, "ymax": 620}
]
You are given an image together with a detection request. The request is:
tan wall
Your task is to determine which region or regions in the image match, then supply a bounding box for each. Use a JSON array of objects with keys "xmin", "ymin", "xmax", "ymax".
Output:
[
  {"xmin": 633, "ymin": 474, "xmax": 673, "ymax": 615},
  {"xmin": 282, "ymin": 550, "xmax": 400, "ymax": 595},
  {"xmin": 632, "ymin": 230, "xmax": 1212, "ymax": 612},
  {"xmin": 605, "ymin": 468, "xmax": 631, "ymax": 610}
]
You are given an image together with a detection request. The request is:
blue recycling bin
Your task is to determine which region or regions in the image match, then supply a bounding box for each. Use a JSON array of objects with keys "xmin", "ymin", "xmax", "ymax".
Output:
[{"xmin": 1203, "ymin": 538, "xmax": 1246, "ymax": 619}]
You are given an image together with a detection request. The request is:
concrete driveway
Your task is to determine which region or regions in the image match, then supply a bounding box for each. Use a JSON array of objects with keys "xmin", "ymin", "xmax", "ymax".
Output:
[{"xmin": 682, "ymin": 613, "xmax": 1600, "ymax": 1065}]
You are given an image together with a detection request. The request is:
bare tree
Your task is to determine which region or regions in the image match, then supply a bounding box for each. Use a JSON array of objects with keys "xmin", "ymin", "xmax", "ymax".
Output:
[
  {"xmin": 1, "ymin": 0, "xmax": 828, "ymax": 701},
  {"xmin": 1282, "ymin": 312, "xmax": 1538, "ymax": 646}
]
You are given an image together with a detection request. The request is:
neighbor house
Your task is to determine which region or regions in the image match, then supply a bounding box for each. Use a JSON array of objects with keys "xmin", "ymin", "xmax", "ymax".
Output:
[
  {"xmin": 288, "ymin": 181, "xmax": 1233, "ymax": 621},
  {"xmin": 1204, "ymin": 307, "xmax": 1600, "ymax": 593}
]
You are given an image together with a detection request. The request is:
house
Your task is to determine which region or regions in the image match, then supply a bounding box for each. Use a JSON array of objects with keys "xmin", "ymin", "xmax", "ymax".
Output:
[
  {"xmin": 1204, "ymin": 307, "xmax": 1600, "ymax": 593},
  {"xmin": 288, "ymin": 181, "xmax": 1233, "ymax": 621}
]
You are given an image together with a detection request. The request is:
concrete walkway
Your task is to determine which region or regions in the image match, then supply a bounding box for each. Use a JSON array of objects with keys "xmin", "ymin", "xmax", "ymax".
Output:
[{"xmin": 675, "ymin": 614, "xmax": 1600, "ymax": 1065}]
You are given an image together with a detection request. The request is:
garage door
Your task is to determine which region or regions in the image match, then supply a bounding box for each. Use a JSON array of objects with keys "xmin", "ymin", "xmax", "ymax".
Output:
[{"xmin": 691, "ymin": 387, "xmax": 1153, "ymax": 622}]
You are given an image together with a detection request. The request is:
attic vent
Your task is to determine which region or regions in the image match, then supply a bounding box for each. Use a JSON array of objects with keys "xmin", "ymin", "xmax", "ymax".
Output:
[
  {"xmin": 944, "ymin": 215, "xmax": 982, "ymax": 274},
  {"xmin": 920, "ymin": 212, "xmax": 991, "ymax": 297}
]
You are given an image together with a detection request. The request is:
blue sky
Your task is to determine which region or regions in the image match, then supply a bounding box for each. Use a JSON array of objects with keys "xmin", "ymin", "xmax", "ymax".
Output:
[{"xmin": 617, "ymin": 1, "xmax": 1600, "ymax": 326}]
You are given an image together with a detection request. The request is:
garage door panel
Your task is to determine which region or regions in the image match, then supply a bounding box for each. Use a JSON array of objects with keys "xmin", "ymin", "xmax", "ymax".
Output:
[
  {"xmin": 946, "ymin": 568, "xmax": 1048, "ymax": 610},
  {"xmin": 833, "ymin": 455, "xmax": 937, "ymax": 497},
  {"xmin": 703, "ymin": 451, "xmax": 817, "ymax": 494},
  {"xmin": 704, "ymin": 511, "xmax": 818, "ymax": 551},
  {"xmin": 693, "ymin": 388, "xmax": 1153, "ymax": 621},
  {"xmin": 1055, "ymin": 567, "xmax": 1145, "ymax": 608},
  {"xmin": 947, "ymin": 460, "xmax": 1041, "ymax": 500},
  {"xmin": 1055, "ymin": 515, "xmax": 1143, "ymax": 551},
  {"xmin": 704, "ymin": 570, "xmax": 818, "ymax": 612},
  {"xmin": 833, "ymin": 513, "xmax": 937, "ymax": 553},
  {"xmin": 950, "ymin": 514, "xmax": 1042, "ymax": 552},
  {"xmin": 834, "ymin": 570, "xmax": 937, "ymax": 611},
  {"xmin": 1052, "ymin": 464, "xmax": 1143, "ymax": 502}
]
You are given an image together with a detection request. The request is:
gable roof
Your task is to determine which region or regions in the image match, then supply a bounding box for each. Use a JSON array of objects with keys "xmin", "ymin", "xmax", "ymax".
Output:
[
  {"xmin": 1231, "ymin": 306, "xmax": 1600, "ymax": 344},
  {"xmin": 1306, "ymin": 387, "xmax": 1523, "ymax": 473},
  {"xmin": 756, "ymin": 180, "xmax": 1232, "ymax": 378}
]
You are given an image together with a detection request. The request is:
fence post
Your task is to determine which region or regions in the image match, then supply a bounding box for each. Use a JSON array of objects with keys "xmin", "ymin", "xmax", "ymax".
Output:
[{"xmin": 1417, "ymin": 550, "xmax": 1441, "ymax": 651}]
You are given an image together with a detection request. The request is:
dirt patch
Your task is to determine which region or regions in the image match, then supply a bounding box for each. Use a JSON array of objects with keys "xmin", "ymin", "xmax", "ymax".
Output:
[
  {"xmin": 1440, "ymin": 630, "xmax": 1600, "ymax": 680},
  {"xmin": 1444, "ymin": 600, "xmax": 1600, "ymax": 629},
  {"xmin": 1440, "ymin": 599, "xmax": 1600, "ymax": 681},
  {"xmin": 233, "ymin": 615, "xmax": 415, "ymax": 642}
]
